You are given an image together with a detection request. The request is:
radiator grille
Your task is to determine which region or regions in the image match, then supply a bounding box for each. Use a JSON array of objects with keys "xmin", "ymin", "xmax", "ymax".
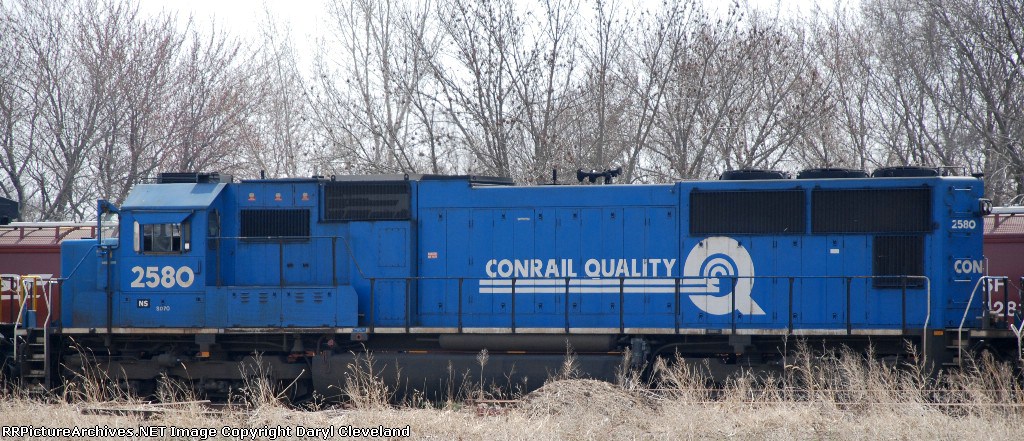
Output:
[
  {"xmin": 690, "ymin": 190, "xmax": 805, "ymax": 234},
  {"xmin": 240, "ymin": 209, "xmax": 310, "ymax": 238},
  {"xmin": 872, "ymin": 235, "xmax": 925, "ymax": 288},
  {"xmin": 323, "ymin": 182, "xmax": 411, "ymax": 221},
  {"xmin": 812, "ymin": 188, "xmax": 931, "ymax": 233}
]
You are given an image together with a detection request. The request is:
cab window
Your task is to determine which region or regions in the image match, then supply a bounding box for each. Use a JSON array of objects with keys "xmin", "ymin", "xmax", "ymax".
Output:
[{"xmin": 136, "ymin": 222, "xmax": 191, "ymax": 253}]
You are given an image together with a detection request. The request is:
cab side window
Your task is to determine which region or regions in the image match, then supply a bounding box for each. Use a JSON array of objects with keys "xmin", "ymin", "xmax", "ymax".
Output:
[{"xmin": 138, "ymin": 222, "xmax": 191, "ymax": 253}]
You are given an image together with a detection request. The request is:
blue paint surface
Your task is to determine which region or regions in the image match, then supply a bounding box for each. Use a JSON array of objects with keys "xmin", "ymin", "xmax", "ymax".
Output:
[{"xmin": 60, "ymin": 175, "xmax": 986, "ymax": 333}]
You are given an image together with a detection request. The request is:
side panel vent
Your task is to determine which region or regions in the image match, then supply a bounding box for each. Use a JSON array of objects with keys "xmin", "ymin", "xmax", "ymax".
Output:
[
  {"xmin": 812, "ymin": 188, "xmax": 931, "ymax": 233},
  {"xmin": 690, "ymin": 190, "xmax": 805, "ymax": 235},
  {"xmin": 872, "ymin": 235, "xmax": 925, "ymax": 288},
  {"xmin": 323, "ymin": 182, "xmax": 411, "ymax": 221},
  {"xmin": 241, "ymin": 209, "xmax": 310, "ymax": 238}
]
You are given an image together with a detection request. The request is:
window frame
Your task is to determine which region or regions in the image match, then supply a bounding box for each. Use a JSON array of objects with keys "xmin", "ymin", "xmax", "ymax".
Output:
[{"xmin": 135, "ymin": 221, "xmax": 191, "ymax": 254}]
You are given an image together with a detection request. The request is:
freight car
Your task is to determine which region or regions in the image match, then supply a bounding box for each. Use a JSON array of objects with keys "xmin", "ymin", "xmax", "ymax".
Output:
[
  {"xmin": 0, "ymin": 222, "xmax": 100, "ymax": 383},
  {"xmin": 2, "ymin": 168, "xmax": 1015, "ymax": 399},
  {"xmin": 984, "ymin": 201, "xmax": 1024, "ymax": 326}
]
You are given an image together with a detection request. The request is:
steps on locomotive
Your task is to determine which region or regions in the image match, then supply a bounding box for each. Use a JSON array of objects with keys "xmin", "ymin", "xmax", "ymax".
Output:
[
  {"xmin": 19, "ymin": 330, "xmax": 49, "ymax": 383},
  {"xmin": 939, "ymin": 328, "xmax": 976, "ymax": 368}
]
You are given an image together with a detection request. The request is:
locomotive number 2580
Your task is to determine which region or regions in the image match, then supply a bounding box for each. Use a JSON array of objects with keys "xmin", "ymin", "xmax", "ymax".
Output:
[
  {"xmin": 130, "ymin": 266, "xmax": 195, "ymax": 289},
  {"xmin": 950, "ymin": 219, "xmax": 977, "ymax": 230}
]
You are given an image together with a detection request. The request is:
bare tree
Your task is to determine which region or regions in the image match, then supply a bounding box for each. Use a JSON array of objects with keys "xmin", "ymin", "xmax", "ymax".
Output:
[
  {"xmin": 311, "ymin": 0, "xmax": 442, "ymax": 175},
  {"xmin": 798, "ymin": 3, "xmax": 874, "ymax": 170},
  {"xmin": 0, "ymin": 2, "xmax": 41, "ymax": 216},
  {"xmin": 921, "ymin": 0, "xmax": 1024, "ymax": 200},
  {"xmin": 239, "ymin": 9, "xmax": 312, "ymax": 179},
  {"xmin": 11, "ymin": 0, "xmax": 118, "ymax": 220},
  {"xmin": 510, "ymin": 0, "xmax": 581, "ymax": 183},
  {"xmin": 429, "ymin": 0, "xmax": 530, "ymax": 178},
  {"xmin": 573, "ymin": 0, "xmax": 630, "ymax": 173},
  {"xmin": 93, "ymin": 6, "xmax": 183, "ymax": 204},
  {"xmin": 714, "ymin": 11, "xmax": 831, "ymax": 174},
  {"xmin": 647, "ymin": 2, "xmax": 744, "ymax": 181},
  {"xmin": 163, "ymin": 24, "xmax": 257, "ymax": 174},
  {"xmin": 617, "ymin": 1, "xmax": 691, "ymax": 183}
]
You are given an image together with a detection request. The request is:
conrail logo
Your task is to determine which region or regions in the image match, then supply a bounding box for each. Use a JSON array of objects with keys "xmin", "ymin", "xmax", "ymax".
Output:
[
  {"xmin": 681, "ymin": 236, "xmax": 764, "ymax": 316},
  {"xmin": 478, "ymin": 236, "xmax": 762, "ymax": 316}
]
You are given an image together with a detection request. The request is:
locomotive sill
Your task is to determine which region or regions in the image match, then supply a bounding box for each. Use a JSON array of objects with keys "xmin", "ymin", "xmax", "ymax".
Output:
[{"xmin": 61, "ymin": 327, "xmax": 921, "ymax": 336}]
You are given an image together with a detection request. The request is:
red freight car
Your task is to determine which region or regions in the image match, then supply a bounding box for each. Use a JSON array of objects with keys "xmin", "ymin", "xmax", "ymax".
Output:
[
  {"xmin": 0, "ymin": 223, "xmax": 97, "ymax": 327},
  {"xmin": 984, "ymin": 205, "xmax": 1024, "ymax": 324}
]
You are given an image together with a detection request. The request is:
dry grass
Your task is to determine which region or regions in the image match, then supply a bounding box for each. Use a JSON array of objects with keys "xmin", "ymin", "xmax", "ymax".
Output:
[{"xmin": 1, "ymin": 345, "xmax": 1021, "ymax": 440}]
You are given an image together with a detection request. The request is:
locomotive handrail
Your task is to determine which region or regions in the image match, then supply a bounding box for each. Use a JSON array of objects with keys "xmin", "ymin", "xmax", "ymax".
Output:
[
  {"xmin": 958, "ymin": 276, "xmax": 1005, "ymax": 364},
  {"xmin": 11, "ymin": 276, "xmax": 40, "ymax": 365},
  {"xmin": 363, "ymin": 274, "xmax": 932, "ymax": 353},
  {"xmin": 39, "ymin": 278, "xmax": 55, "ymax": 386},
  {"xmin": 57, "ymin": 243, "xmax": 100, "ymax": 282},
  {"xmin": 1011, "ymin": 279, "xmax": 1024, "ymax": 361}
]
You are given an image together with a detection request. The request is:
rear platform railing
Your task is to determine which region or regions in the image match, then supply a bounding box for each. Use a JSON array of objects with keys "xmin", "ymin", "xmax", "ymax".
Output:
[
  {"xmin": 4, "ymin": 275, "xmax": 57, "ymax": 385},
  {"xmin": 11, "ymin": 276, "xmax": 39, "ymax": 367}
]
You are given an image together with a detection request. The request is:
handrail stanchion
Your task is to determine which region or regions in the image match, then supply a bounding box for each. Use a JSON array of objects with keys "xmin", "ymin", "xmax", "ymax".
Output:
[
  {"xmin": 674, "ymin": 277, "xmax": 680, "ymax": 335},
  {"xmin": 332, "ymin": 237, "xmax": 338, "ymax": 287},
  {"xmin": 921, "ymin": 276, "xmax": 931, "ymax": 362},
  {"xmin": 215, "ymin": 236, "xmax": 222, "ymax": 287},
  {"xmin": 619, "ymin": 277, "xmax": 625, "ymax": 334},
  {"xmin": 458, "ymin": 278, "xmax": 464, "ymax": 333},
  {"xmin": 730, "ymin": 277, "xmax": 737, "ymax": 334},
  {"xmin": 1004, "ymin": 277, "xmax": 1011, "ymax": 324},
  {"xmin": 846, "ymin": 277, "xmax": 852, "ymax": 335},
  {"xmin": 901, "ymin": 276, "xmax": 907, "ymax": 334},
  {"xmin": 369, "ymin": 278, "xmax": 375, "ymax": 333},
  {"xmin": 511, "ymin": 278, "xmax": 517, "ymax": 334},
  {"xmin": 564, "ymin": 277, "xmax": 570, "ymax": 334},
  {"xmin": 404, "ymin": 278, "xmax": 410, "ymax": 333},
  {"xmin": 278, "ymin": 239, "xmax": 284, "ymax": 287},
  {"xmin": 788, "ymin": 277, "xmax": 794, "ymax": 334}
]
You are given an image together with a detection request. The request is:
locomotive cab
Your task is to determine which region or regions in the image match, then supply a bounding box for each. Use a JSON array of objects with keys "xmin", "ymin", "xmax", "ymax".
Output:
[
  {"xmin": 115, "ymin": 181, "xmax": 219, "ymax": 327},
  {"xmin": 62, "ymin": 173, "xmax": 363, "ymax": 331}
]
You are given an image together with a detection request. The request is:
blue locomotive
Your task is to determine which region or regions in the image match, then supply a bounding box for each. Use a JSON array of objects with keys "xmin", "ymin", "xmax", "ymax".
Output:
[{"xmin": 27, "ymin": 168, "xmax": 1000, "ymax": 397}]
